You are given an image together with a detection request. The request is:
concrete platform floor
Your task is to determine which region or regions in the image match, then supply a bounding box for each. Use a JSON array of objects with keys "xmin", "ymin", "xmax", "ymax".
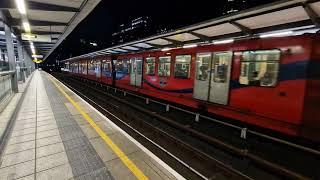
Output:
[{"xmin": 0, "ymin": 70, "xmax": 184, "ymax": 180}]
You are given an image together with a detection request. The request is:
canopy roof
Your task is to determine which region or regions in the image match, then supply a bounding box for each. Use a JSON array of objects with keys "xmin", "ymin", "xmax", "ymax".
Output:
[{"xmin": 63, "ymin": 0, "xmax": 320, "ymax": 62}]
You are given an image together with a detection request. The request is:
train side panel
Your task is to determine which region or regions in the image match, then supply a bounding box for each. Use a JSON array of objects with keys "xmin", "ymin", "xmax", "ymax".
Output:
[{"xmin": 301, "ymin": 36, "xmax": 320, "ymax": 141}]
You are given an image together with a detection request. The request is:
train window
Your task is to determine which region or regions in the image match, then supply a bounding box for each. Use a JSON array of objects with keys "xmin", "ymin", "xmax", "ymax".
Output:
[
  {"xmin": 174, "ymin": 55, "xmax": 191, "ymax": 79},
  {"xmin": 145, "ymin": 57, "xmax": 155, "ymax": 75},
  {"xmin": 115, "ymin": 60, "xmax": 130, "ymax": 74},
  {"xmin": 158, "ymin": 56, "xmax": 171, "ymax": 77},
  {"xmin": 239, "ymin": 50, "xmax": 280, "ymax": 87},
  {"xmin": 213, "ymin": 52, "xmax": 232, "ymax": 83},
  {"xmin": 88, "ymin": 61, "xmax": 95, "ymax": 70},
  {"xmin": 196, "ymin": 53, "xmax": 211, "ymax": 81}
]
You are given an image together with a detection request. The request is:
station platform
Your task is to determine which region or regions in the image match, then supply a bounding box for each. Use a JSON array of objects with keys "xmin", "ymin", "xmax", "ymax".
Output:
[{"xmin": 0, "ymin": 70, "xmax": 183, "ymax": 180}]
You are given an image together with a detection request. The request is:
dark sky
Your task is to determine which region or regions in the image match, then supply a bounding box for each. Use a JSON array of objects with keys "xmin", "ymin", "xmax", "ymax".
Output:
[{"xmin": 47, "ymin": 0, "xmax": 280, "ymax": 63}]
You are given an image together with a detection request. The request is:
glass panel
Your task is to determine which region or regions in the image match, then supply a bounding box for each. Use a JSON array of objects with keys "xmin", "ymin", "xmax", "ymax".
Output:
[
  {"xmin": 136, "ymin": 58, "xmax": 142, "ymax": 75},
  {"xmin": 0, "ymin": 49, "xmax": 9, "ymax": 72},
  {"xmin": 213, "ymin": 52, "xmax": 231, "ymax": 83},
  {"xmin": 174, "ymin": 55, "xmax": 191, "ymax": 79},
  {"xmin": 146, "ymin": 57, "xmax": 155, "ymax": 75},
  {"xmin": 196, "ymin": 53, "xmax": 211, "ymax": 81},
  {"xmin": 115, "ymin": 60, "xmax": 129, "ymax": 74},
  {"xmin": 239, "ymin": 50, "xmax": 280, "ymax": 87},
  {"xmin": 130, "ymin": 58, "xmax": 135, "ymax": 74},
  {"xmin": 158, "ymin": 56, "xmax": 171, "ymax": 77}
]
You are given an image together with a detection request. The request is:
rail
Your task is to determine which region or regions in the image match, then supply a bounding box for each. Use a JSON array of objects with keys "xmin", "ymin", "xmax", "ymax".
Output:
[{"xmin": 85, "ymin": 78, "xmax": 320, "ymax": 156}]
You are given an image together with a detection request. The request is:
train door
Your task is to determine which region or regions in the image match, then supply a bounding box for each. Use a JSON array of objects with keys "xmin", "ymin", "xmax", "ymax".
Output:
[
  {"xmin": 130, "ymin": 58, "xmax": 143, "ymax": 87},
  {"xmin": 193, "ymin": 53, "xmax": 212, "ymax": 101},
  {"xmin": 194, "ymin": 52, "xmax": 232, "ymax": 105}
]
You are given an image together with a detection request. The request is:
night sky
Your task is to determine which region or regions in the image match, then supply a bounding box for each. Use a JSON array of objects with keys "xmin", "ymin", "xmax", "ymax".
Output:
[{"xmin": 47, "ymin": 0, "xmax": 280, "ymax": 63}]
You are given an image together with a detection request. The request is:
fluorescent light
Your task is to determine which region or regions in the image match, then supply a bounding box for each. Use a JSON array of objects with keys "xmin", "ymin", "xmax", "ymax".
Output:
[
  {"xmin": 15, "ymin": 0, "xmax": 26, "ymax": 14},
  {"xmin": 213, "ymin": 39, "xmax": 234, "ymax": 45},
  {"xmin": 161, "ymin": 48, "xmax": 171, "ymax": 51},
  {"xmin": 183, "ymin": 44, "xmax": 197, "ymax": 49},
  {"xmin": 259, "ymin": 31, "xmax": 293, "ymax": 38},
  {"xmin": 23, "ymin": 22, "xmax": 31, "ymax": 33}
]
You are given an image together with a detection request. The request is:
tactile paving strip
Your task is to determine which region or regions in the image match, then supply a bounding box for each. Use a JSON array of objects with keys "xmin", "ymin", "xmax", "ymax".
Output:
[{"xmin": 42, "ymin": 75, "xmax": 114, "ymax": 180}]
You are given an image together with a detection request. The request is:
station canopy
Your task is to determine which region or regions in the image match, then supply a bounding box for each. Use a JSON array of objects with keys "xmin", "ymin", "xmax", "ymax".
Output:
[
  {"xmin": 0, "ymin": 0, "xmax": 101, "ymax": 60},
  {"xmin": 64, "ymin": 0, "xmax": 320, "ymax": 62}
]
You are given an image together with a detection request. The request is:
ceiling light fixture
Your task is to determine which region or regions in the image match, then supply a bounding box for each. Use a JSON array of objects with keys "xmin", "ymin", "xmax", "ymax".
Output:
[
  {"xmin": 259, "ymin": 31, "xmax": 293, "ymax": 38},
  {"xmin": 213, "ymin": 39, "xmax": 234, "ymax": 45},
  {"xmin": 183, "ymin": 44, "xmax": 197, "ymax": 49},
  {"xmin": 161, "ymin": 47, "xmax": 171, "ymax": 51},
  {"xmin": 15, "ymin": 0, "xmax": 26, "ymax": 15}
]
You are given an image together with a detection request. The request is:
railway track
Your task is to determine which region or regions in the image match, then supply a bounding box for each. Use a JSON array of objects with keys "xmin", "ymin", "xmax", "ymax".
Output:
[{"xmin": 54, "ymin": 73, "xmax": 320, "ymax": 180}]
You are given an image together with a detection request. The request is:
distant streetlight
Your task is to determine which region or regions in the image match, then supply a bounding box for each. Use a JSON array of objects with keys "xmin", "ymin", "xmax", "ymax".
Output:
[{"xmin": 90, "ymin": 42, "xmax": 98, "ymax": 46}]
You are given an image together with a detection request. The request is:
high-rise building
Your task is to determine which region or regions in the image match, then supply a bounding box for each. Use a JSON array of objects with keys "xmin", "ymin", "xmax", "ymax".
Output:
[
  {"xmin": 223, "ymin": 0, "xmax": 248, "ymax": 15},
  {"xmin": 111, "ymin": 16, "xmax": 151, "ymax": 45}
]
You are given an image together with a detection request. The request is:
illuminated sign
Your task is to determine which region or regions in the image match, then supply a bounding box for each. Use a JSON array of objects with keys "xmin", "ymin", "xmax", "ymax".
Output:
[{"xmin": 22, "ymin": 33, "xmax": 52, "ymax": 42}]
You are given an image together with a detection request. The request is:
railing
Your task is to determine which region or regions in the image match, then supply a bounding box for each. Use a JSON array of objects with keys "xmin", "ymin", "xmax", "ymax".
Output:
[{"xmin": 0, "ymin": 71, "xmax": 15, "ymax": 105}]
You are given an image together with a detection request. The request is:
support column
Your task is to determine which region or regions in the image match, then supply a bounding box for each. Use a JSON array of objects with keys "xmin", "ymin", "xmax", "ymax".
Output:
[
  {"xmin": 4, "ymin": 23, "xmax": 18, "ymax": 93},
  {"xmin": 17, "ymin": 41, "xmax": 25, "ymax": 82}
]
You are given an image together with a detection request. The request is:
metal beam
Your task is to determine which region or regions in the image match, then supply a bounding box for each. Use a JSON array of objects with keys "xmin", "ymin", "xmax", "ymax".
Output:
[
  {"xmin": 162, "ymin": 37, "xmax": 184, "ymax": 46},
  {"xmin": 229, "ymin": 21, "xmax": 253, "ymax": 36},
  {"xmin": 0, "ymin": 0, "xmax": 79, "ymax": 12},
  {"xmin": 188, "ymin": 31, "xmax": 211, "ymax": 42},
  {"xmin": 21, "ymin": 31, "xmax": 63, "ymax": 35},
  {"xmin": 11, "ymin": 19, "xmax": 68, "ymax": 26},
  {"xmin": 304, "ymin": 4, "xmax": 320, "ymax": 27}
]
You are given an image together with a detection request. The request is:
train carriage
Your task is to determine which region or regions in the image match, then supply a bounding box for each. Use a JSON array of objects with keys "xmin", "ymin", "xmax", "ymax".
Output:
[{"xmin": 64, "ymin": 34, "xmax": 320, "ymax": 141}]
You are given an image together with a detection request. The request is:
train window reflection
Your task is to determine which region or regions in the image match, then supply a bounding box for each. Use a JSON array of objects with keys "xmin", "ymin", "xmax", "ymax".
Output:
[
  {"xmin": 146, "ymin": 57, "xmax": 155, "ymax": 75},
  {"xmin": 196, "ymin": 53, "xmax": 211, "ymax": 81},
  {"xmin": 213, "ymin": 52, "xmax": 232, "ymax": 83},
  {"xmin": 158, "ymin": 56, "xmax": 171, "ymax": 77},
  {"xmin": 174, "ymin": 55, "xmax": 191, "ymax": 79},
  {"xmin": 239, "ymin": 50, "xmax": 280, "ymax": 87}
]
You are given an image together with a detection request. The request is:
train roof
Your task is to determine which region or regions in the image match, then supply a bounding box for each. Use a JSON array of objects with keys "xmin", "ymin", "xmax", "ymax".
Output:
[{"xmin": 62, "ymin": 0, "xmax": 320, "ymax": 62}]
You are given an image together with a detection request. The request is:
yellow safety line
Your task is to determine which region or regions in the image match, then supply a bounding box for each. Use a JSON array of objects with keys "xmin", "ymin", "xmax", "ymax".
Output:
[{"xmin": 49, "ymin": 76, "xmax": 148, "ymax": 180}]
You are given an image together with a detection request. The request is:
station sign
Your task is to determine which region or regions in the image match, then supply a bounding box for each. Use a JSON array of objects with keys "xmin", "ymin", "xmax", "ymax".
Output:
[
  {"xmin": 32, "ymin": 54, "xmax": 44, "ymax": 59},
  {"xmin": 33, "ymin": 59, "xmax": 43, "ymax": 64},
  {"xmin": 22, "ymin": 33, "xmax": 52, "ymax": 42}
]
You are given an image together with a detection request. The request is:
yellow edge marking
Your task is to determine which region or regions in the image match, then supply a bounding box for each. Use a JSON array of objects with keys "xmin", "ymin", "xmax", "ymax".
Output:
[{"xmin": 49, "ymin": 76, "xmax": 148, "ymax": 180}]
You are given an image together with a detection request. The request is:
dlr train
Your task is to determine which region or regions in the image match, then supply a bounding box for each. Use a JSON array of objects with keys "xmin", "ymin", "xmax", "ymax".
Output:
[{"xmin": 63, "ymin": 34, "xmax": 320, "ymax": 142}]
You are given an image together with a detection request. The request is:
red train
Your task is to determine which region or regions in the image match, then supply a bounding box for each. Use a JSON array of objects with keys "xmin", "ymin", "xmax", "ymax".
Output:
[{"xmin": 64, "ymin": 34, "xmax": 320, "ymax": 141}]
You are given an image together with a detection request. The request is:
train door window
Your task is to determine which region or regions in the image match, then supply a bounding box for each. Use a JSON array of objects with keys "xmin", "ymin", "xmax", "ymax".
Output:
[
  {"xmin": 213, "ymin": 52, "xmax": 232, "ymax": 83},
  {"xmin": 174, "ymin": 55, "xmax": 191, "ymax": 79},
  {"xmin": 88, "ymin": 60, "xmax": 95, "ymax": 71},
  {"xmin": 196, "ymin": 53, "xmax": 211, "ymax": 81},
  {"xmin": 145, "ymin": 57, "xmax": 155, "ymax": 75},
  {"xmin": 102, "ymin": 61, "xmax": 111, "ymax": 71},
  {"xmin": 136, "ymin": 58, "xmax": 143, "ymax": 75},
  {"xmin": 158, "ymin": 56, "xmax": 171, "ymax": 77},
  {"xmin": 239, "ymin": 50, "xmax": 280, "ymax": 87}
]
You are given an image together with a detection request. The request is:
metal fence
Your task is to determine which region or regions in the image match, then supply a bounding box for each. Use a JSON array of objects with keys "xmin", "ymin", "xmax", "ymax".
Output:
[{"xmin": 0, "ymin": 71, "xmax": 14, "ymax": 104}]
